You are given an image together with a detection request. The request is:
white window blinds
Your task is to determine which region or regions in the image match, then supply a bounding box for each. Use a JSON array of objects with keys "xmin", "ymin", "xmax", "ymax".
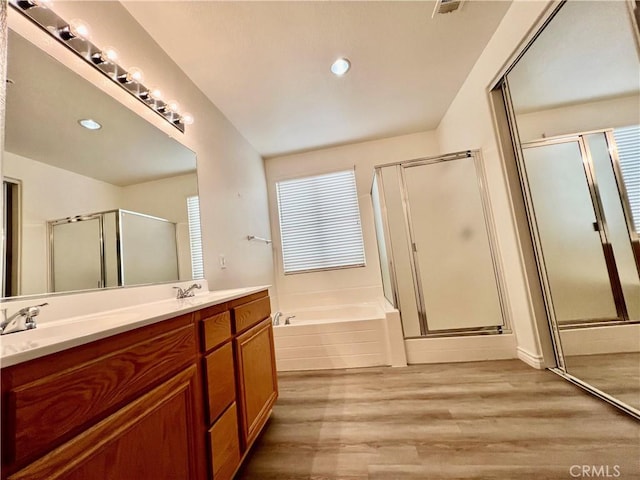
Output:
[
  {"xmin": 613, "ymin": 125, "xmax": 640, "ymax": 230},
  {"xmin": 186, "ymin": 195, "xmax": 204, "ymax": 279},
  {"xmin": 276, "ymin": 169, "xmax": 365, "ymax": 274}
]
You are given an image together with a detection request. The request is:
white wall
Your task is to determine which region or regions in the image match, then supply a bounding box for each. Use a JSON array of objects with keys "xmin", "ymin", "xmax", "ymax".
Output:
[
  {"xmin": 3, "ymin": 151, "xmax": 121, "ymax": 295},
  {"xmin": 265, "ymin": 131, "xmax": 439, "ymax": 311},
  {"xmin": 516, "ymin": 94, "xmax": 640, "ymax": 142},
  {"xmin": 9, "ymin": 2, "xmax": 274, "ymax": 294},
  {"xmin": 436, "ymin": 1, "xmax": 556, "ymax": 365}
]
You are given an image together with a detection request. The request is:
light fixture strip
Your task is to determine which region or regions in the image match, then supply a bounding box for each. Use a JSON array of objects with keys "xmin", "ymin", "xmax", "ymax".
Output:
[{"xmin": 9, "ymin": 1, "xmax": 192, "ymax": 133}]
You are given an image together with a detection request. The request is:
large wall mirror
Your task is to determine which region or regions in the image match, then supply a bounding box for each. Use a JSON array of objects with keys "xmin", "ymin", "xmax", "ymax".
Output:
[
  {"xmin": 503, "ymin": 0, "xmax": 640, "ymax": 415},
  {"xmin": 2, "ymin": 26, "xmax": 203, "ymax": 300}
]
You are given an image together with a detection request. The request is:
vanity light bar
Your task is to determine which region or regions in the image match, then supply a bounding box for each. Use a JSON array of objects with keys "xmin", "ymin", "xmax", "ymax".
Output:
[{"xmin": 9, "ymin": 0, "xmax": 193, "ymax": 133}]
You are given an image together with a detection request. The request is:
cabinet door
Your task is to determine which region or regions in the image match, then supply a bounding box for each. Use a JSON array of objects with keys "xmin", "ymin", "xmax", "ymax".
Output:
[
  {"xmin": 235, "ymin": 318, "xmax": 278, "ymax": 448},
  {"xmin": 9, "ymin": 366, "xmax": 200, "ymax": 480}
]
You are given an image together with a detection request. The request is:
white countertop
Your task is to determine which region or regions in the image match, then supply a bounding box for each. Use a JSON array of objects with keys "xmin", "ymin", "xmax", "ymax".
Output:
[{"xmin": 0, "ymin": 286, "xmax": 269, "ymax": 368}]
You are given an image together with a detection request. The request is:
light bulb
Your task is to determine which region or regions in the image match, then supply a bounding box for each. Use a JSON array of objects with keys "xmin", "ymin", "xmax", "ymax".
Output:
[
  {"xmin": 182, "ymin": 112, "xmax": 194, "ymax": 125},
  {"xmin": 102, "ymin": 46, "xmax": 119, "ymax": 62},
  {"xmin": 166, "ymin": 100, "xmax": 180, "ymax": 113},
  {"xmin": 127, "ymin": 67, "xmax": 144, "ymax": 83},
  {"xmin": 67, "ymin": 19, "xmax": 91, "ymax": 40},
  {"xmin": 150, "ymin": 87, "xmax": 163, "ymax": 101},
  {"xmin": 92, "ymin": 46, "xmax": 119, "ymax": 66}
]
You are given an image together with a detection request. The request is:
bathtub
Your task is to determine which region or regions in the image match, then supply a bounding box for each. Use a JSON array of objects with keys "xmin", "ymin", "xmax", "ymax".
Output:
[{"xmin": 272, "ymin": 303, "xmax": 406, "ymax": 371}]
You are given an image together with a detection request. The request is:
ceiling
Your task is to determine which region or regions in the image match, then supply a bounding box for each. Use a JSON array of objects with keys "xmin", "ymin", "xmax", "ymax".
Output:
[
  {"xmin": 508, "ymin": 1, "xmax": 640, "ymax": 114},
  {"xmin": 5, "ymin": 29, "xmax": 196, "ymax": 187},
  {"xmin": 123, "ymin": 1, "xmax": 512, "ymax": 157}
]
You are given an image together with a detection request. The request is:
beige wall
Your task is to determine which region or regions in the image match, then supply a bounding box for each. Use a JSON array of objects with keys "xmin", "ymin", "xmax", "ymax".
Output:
[
  {"xmin": 516, "ymin": 94, "xmax": 640, "ymax": 142},
  {"xmin": 4, "ymin": 151, "xmax": 121, "ymax": 295},
  {"xmin": 265, "ymin": 131, "xmax": 439, "ymax": 311},
  {"xmin": 9, "ymin": 2, "xmax": 274, "ymax": 293},
  {"xmin": 436, "ymin": 1, "xmax": 556, "ymax": 364}
]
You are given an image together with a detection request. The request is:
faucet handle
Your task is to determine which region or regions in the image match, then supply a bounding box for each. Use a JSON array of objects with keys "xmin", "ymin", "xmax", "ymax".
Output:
[
  {"xmin": 173, "ymin": 286, "xmax": 188, "ymax": 299},
  {"xmin": 25, "ymin": 303, "xmax": 48, "ymax": 318}
]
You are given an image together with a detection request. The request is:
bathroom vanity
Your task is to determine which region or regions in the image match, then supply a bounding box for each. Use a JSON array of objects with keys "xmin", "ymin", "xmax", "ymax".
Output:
[{"xmin": 0, "ymin": 288, "xmax": 277, "ymax": 480}]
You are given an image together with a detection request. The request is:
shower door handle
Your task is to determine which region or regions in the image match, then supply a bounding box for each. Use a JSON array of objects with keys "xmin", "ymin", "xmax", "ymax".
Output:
[{"xmin": 592, "ymin": 222, "xmax": 599, "ymax": 232}]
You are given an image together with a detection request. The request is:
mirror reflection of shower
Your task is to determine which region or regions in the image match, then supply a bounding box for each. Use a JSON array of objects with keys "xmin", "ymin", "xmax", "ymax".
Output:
[
  {"xmin": 502, "ymin": 0, "xmax": 640, "ymax": 414},
  {"xmin": 49, "ymin": 209, "xmax": 180, "ymax": 292}
]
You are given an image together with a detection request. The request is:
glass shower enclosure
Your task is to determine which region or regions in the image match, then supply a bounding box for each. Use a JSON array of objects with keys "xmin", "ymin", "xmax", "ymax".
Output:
[
  {"xmin": 371, "ymin": 150, "xmax": 509, "ymax": 338},
  {"xmin": 49, "ymin": 209, "xmax": 179, "ymax": 292}
]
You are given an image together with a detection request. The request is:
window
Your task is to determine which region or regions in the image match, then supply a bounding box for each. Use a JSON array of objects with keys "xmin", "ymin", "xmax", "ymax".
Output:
[
  {"xmin": 613, "ymin": 125, "xmax": 640, "ymax": 230},
  {"xmin": 186, "ymin": 195, "xmax": 204, "ymax": 279},
  {"xmin": 276, "ymin": 169, "xmax": 365, "ymax": 274}
]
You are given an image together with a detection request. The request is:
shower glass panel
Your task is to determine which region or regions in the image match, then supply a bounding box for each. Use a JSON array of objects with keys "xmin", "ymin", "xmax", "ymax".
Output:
[
  {"xmin": 522, "ymin": 140, "xmax": 619, "ymax": 323},
  {"xmin": 377, "ymin": 166, "xmax": 421, "ymax": 338},
  {"xmin": 120, "ymin": 211, "xmax": 179, "ymax": 286},
  {"xmin": 51, "ymin": 218, "xmax": 103, "ymax": 292},
  {"xmin": 403, "ymin": 157, "xmax": 503, "ymax": 332},
  {"xmin": 371, "ymin": 175, "xmax": 395, "ymax": 305}
]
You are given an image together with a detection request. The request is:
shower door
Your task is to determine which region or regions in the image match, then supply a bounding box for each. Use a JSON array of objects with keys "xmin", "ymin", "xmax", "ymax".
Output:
[
  {"xmin": 50, "ymin": 215, "xmax": 104, "ymax": 292},
  {"xmin": 400, "ymin": 153, "xmax": 506, "ymax": 335},
  {"xmin": 521, "ymin": 134, "xmax": 640, "ymax": 327}
]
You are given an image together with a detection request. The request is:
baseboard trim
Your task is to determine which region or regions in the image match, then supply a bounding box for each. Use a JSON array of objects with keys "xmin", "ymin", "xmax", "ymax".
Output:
[
  {"xmin": 405, "ymin": 334, "xmax": 517, "ymax": 364},
  {"xmin": 516, "ymin": 346, "xmax": 545, "ymax": 369}
]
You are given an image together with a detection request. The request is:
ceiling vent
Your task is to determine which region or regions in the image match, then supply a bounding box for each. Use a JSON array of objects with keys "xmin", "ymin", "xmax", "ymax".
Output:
[{"xmin": 432, "ymin": 0, "xmax": 464, "ymax": 17}]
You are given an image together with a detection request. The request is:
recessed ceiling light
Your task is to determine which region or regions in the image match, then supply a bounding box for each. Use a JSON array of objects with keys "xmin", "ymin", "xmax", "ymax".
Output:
[
  {"xmin": 78, "ymin": 119, "xmax": 102, "ymax": 130},
  {"xmin": 331, "ymin": 57, "xmax": 351, "ymax": 76}
]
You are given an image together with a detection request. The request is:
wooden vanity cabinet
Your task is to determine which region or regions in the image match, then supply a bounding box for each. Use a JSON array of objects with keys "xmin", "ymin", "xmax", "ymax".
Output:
[
  {"xmin": 0, "ymin": 290, "xmax": 277, "ymax": 480},
  {"xmin": 1, "ymin": 313, "xmax": 207, "ymax": 480},
  {"xmin": 198, "ymin": 289, "xmax": 278, "ymax": 479},
  {"xmin": 7, "ymin": 366, "xmax": 201, "ymax": 480}
]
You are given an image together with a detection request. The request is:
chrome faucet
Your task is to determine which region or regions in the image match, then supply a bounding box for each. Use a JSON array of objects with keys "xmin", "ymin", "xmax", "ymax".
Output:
[
  {"xmin": 0, "ymin": 303, "xmax": 48, "ymax": 335},
  {"xmin": 272, "ymin": 312, "xmax": 282, "ymax": 326},
  {"xmin": 173, "ymin": 283, "xmax": 202, "ymax": 299},
  {"xmin": 284, "ymin": 315, "xmax": 295, "ymax": 325}
]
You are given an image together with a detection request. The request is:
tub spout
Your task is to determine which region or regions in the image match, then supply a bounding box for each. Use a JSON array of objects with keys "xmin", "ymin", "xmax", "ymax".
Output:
[{"xmin": 272, "ymin": 312, "xmax": 282, "ymax": 326}]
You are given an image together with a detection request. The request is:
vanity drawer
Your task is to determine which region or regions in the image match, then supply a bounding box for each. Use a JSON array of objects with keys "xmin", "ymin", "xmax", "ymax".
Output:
[
  {"xmin": 232, "ymin": 296, "xmax": 271, "ymax": 333},
  {"xmin": 204, "ymin": 342, "xmax": 236, "ymax": 424},
  {"xmin": 201, "ymin": 311, "xmax": 232, "ymax": 352},
  {"xmin": 208, "ymin": 402, "xmax": 241, "ymax": 480},
  {"xmin": 4, "ymin": 321, "xmax": 197, "ymax": 466}
]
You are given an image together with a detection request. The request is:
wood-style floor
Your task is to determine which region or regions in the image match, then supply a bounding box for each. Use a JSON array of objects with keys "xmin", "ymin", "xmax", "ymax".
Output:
[
  {"xmin": 237, "ymin": 360, "xmax": 640, "ymax": 480},
  {"xmin": 565, "ymin": 352, "xmax": 640, "ymax": 410}
]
